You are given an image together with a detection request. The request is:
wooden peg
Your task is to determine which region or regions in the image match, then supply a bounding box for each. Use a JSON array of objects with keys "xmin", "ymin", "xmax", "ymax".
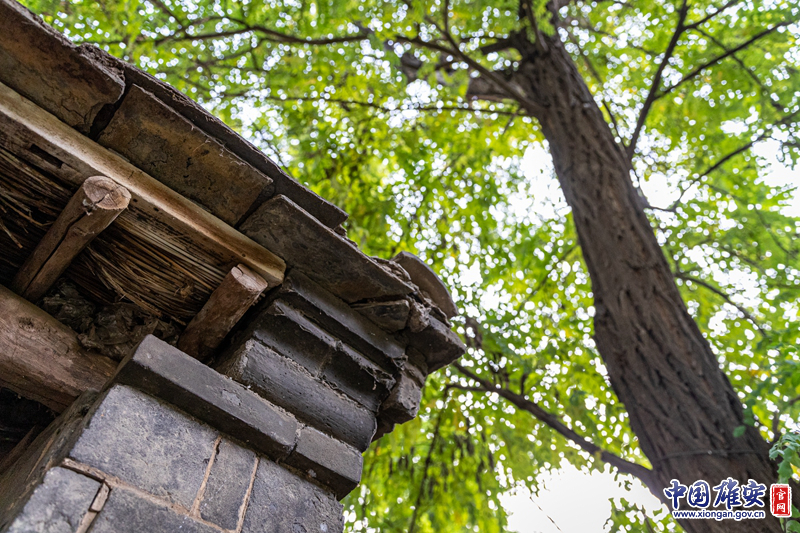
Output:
[
  {"xmin": 11, "ymin": 175, "xmax": 130, "ymax": 301},
  {"xmin": 177, "ymin": 264, "xmax": 268, "ymax": 361}
]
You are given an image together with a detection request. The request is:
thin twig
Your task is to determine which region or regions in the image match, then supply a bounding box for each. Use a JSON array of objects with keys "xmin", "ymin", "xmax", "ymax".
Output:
[
  {"xmin": 453, "ymin": 363, "xmax": 656, "ymax": 489},
  {"xmin": 674, "ymin": 271, "xmax": 767, "ymax": 335},
  {"xmin": 683, "ymin": 0, "xmax": 743, "ymax": 31},
  {"xmin": 152, "ymin": 23, "xmax": 370, "ymax": 47},
  {"xmin": 657, "ymin": 20, "xmax": 792, "ymax": 99},
  {"xmin": 516, "ymin": 244, "xmax": 578, "ymax": 312},
  {"xmin": 668, "ymin": 109, "xmax": 800, "ymax": 209},
  {"xmin": 627, "ymin": 0, "xmax": 689, "ymax": 158},
  {"xmin": 407, "ymin": 391, "xmax": 449, "ymax": 533},
  {"xmin": 251, "ymin": 93, "xmax": 524, "ymax": 116},
  {"xmin": 693, "ymin": 27, "xmax": 784, "ymax": 112}
]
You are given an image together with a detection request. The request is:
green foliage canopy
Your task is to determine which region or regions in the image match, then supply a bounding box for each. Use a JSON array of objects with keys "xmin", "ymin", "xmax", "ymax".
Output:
[{"xmin": 24, "ymin": 0, "xmax": 800, "ymax": 530}]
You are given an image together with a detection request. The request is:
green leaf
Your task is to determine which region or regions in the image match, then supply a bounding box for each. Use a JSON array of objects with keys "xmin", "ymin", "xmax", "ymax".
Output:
[
  {"xmin": 778, "ymin": 457, "xmax": 794, "ymax": 483},
  {"xmin": 786, "ymin": 520, "xmax": 800, "ymax": 533}
]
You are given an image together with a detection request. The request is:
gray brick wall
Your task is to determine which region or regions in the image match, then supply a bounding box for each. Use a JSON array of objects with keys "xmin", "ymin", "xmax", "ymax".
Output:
[
  {"xmin": 87, "ymin": 488, "xmax": 216, "ymax": 533},
  {"xmin": 199, "ymin": 439, "xmax": 256, "ymax": 529},
  {"xmin": 70, "ymin": 385, "xmax": 218, "ymax": 509},
  {"xmin": 242, "ymin": 459, "xmax": 344, "ymax": 533},
  {"xmin": 2, "ymin": 383, "xmax": 348, "ymax": 533},
  {"xmin": 4, "ymin": 467, "xmax": 100, "ymax": 533}
]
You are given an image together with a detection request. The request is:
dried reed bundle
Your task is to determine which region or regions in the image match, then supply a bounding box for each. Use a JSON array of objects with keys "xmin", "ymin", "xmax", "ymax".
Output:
[{"xmin": 0, "ymin": 146, "xmax": 228, "ymax": 322}]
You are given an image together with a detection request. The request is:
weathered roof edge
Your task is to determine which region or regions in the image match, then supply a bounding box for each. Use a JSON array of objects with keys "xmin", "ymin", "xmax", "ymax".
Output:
[
  {"xmin": 82, "ymin": 45, "xmax": 349, "ymax": 229},
  {"xmin": 0, "ymin": 0, "xmax": 125, "ymax": 133},
  {"xmin": 0, "ymin": 0, "xmax": 465, "ymax": 373},
  {"xmin": 0, "ymin": 0, "xmax": 346, "ymax": 230}
]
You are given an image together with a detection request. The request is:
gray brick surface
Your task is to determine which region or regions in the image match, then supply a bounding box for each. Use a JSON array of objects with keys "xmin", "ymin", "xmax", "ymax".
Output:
[
  {"xmin": 5, "ymin": 467, "xmax": 100, "ymax": 533},
  {"xmin": 217, "ymin": 340, "xmax": 376, "ymax": 451},
  {"xmin": 96, "ymin": 85, "xmax": 269, "ymax": 225},
  {"xmin": 275, "ymin": 271, "xmax": 406, "ymax": 369},
  {"xmin": 404, "ymin": 315, "xmax": 465, "ymax": 372},
  {"xmin": 240, "ymin": 195, "xmax": 411, "ymax": 303},
  {"xmin": 69, "ymin": 385, "xmax": 217, "ymax": 509},
  {"xmin": 199, "ymin": 439, "xmax": 256, "ymax": 529},
  {"xmin": 88, "ymin": 488, "xmax": 216, "ymax": 533},
  {"xmin": 242, "ymin": 460, "xmax": 343, "ymax": 533},
  {"xmin": 114, "ymin": 335, "xmax": 298, "ymax": 460},
  {"xmin": 239, "ymin": 300, "xmax": 394, "ymax": 412},
  {"xmin": 321, "ymin": 343, "xmax": 393, "ymax": 412},
  {"xmin": 285, "ymin": 426, "xmax": 362, "ymax": 500},
  {"xmin": 379, "ymin": 373, "xmax": 422, "ymax": 424},
  {"xmin": 248, "ymin": 301, "xmax": 338, "ymax": 373}
]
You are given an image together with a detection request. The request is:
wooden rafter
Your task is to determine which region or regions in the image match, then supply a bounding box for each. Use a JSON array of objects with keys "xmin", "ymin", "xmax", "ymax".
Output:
[
  {"xmin": 11, "ymin": 175, "xmax": 130, "ymax": 301},
  {"xmin": 0, "ymin": 81, "xmax": 286, "ymax": 290},
  {"xmin": 177, "ymin": 263, "xmax": 268, "ymax": 361},
  {"xmin": 0, "ymin": 284, "xmax": 116, "ymax": 412}
]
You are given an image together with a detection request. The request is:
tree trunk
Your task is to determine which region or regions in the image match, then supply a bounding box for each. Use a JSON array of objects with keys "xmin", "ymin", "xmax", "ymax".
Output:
[{"xmin": 513, "ymin": 31, "xmax": 794, "ymax": 532}]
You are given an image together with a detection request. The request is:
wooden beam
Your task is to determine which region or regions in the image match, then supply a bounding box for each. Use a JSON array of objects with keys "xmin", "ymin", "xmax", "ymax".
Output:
[
  {"xmin": 11, "ymin": 176, "xmax": 130, "ymax": 301},
  {"xmin": 0, "ymin": 284, "xmax": 117, "ymax": 412},
  {"xmin": 177, "ymin": 264, "xmax": 268, "ymax": 361},
  {"xmin": 0, "ymin": 81, "xmax": 285, "ymax": 287}
]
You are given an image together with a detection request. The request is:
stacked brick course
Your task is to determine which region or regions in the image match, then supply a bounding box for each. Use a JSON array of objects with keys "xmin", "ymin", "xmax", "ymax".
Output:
[
  {"xmin": 0, "ymin": 259, "xmax": 462, "ymax": 531},
  {"xmin": 1, "ymin": 340, "xmax": 348, "ymax": 532}
]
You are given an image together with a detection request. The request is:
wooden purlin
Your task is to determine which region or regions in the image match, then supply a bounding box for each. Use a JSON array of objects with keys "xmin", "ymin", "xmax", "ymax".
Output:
[
  {"xmin": 0, "ymin": 81, "xmax": 286, "ymax": 297},
  {"xmin": 0, "ymin": 284, "xmax": 116, "ymax": 412}
]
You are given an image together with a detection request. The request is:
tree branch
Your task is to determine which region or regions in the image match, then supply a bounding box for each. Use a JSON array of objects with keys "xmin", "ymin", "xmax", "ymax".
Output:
[
  {"xmin": 149, "ymin": 0, "xmax": 180, "ymax": 22},
  {"xmin": 407, "ymin": 390, "xmax": 449, "ymax": 533},
  {"xmin": 674, "ymin": 272, "xmax": 767, "ymax": 335},
  {"xmin": 516, "ymin": 243, "xmax": 578, "ymax": 312},
  {"xmin": 151, "ymin": 22, "xmax": 370, "ymax": 47},
  {"xmin": 442, "ymin": 0, "xmax": 451, "ymax": 36},
  {"xmin": 668, "ymin": 108, "xmax": 799, "ymax": 209},
  {"xmin": 394, "ymin": 35, "xmax": 546, "ymax": 114},
  {"xmin": 141, "ymin": 5, "xmax": 543, "ymax": 115},
  {"xmin": 669, "ymin": 136, "xmax": 763, "ymax": 209},
  {"xmin": 627, "ymin": 0, "xmax": 689, "ymax": 158},
  {"xmin": 657, "ymin": 20, "xmax": 792, "ymax": 99},
  {"xmin": 693, "ymin": 27, "xmax": 784, "ymax": 111},
  {"xmin": 452, "ymin": 363, "xmax": 657, "ymax": 489},
  {"xmin": 251, "ymin": 94, "xmax": 524, "ymax": 116},
  {"xmin": 683, "ymin": 0, "xmax": 743, "ymax": 31},
  {"xmin": 563, "ymin": 19, "xmax": 658, "ymax": 56}
]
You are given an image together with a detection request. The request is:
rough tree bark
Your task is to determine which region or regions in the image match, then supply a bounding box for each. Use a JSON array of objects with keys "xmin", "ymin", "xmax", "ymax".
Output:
[
  {"xmin": 397, "ymin": 7, "xmax": 795, "ymax": 527},
  {"xmin": 502, "ymin": 28, "xmax": 795, "ymax": 533}
]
